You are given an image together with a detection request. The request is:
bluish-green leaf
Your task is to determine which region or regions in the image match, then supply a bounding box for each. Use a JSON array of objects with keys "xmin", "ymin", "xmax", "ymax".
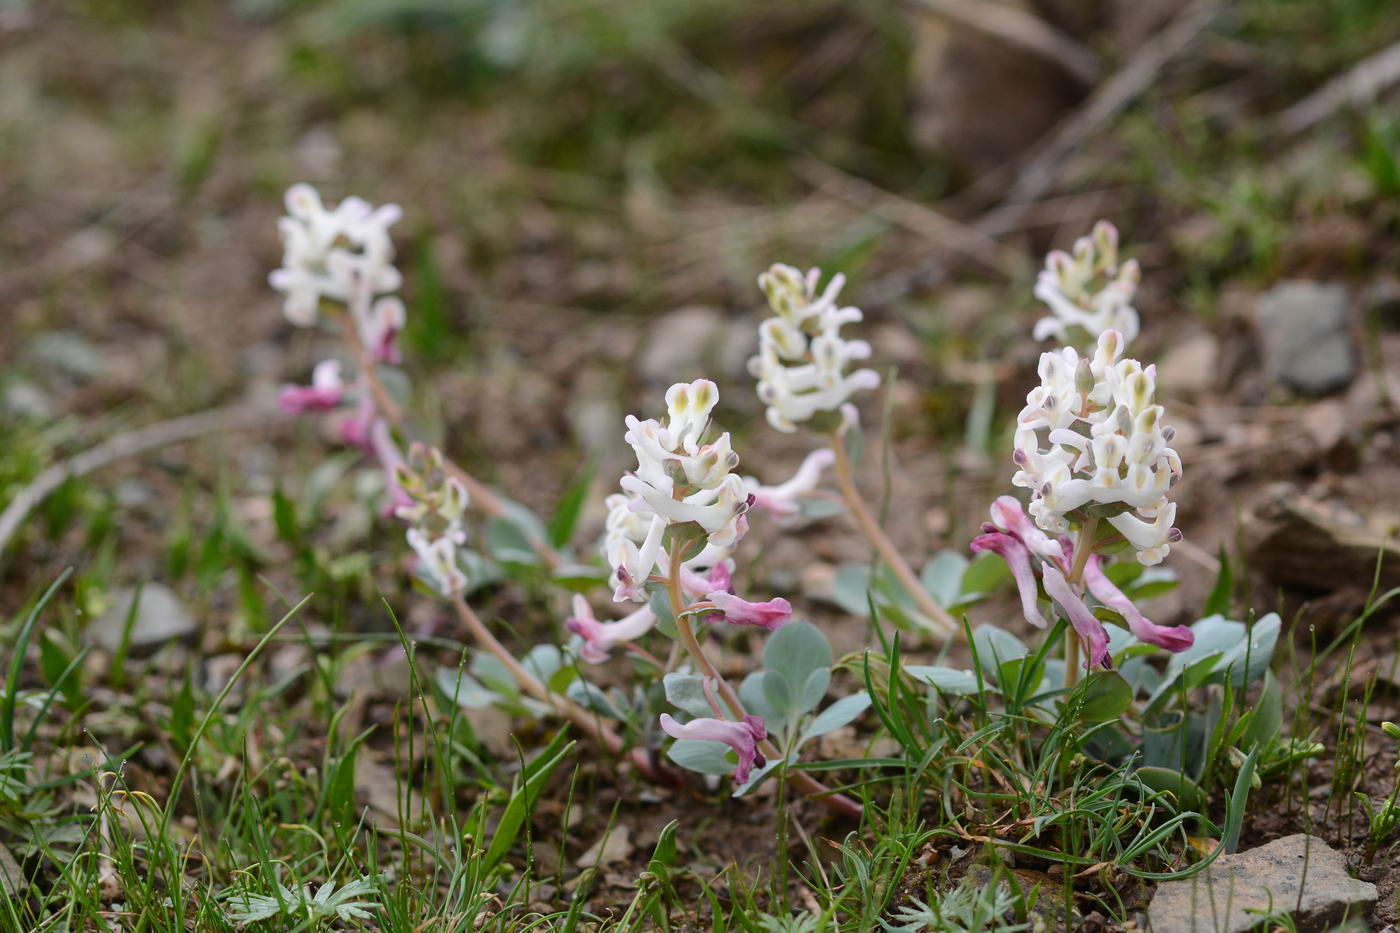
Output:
[
  {"xmin": 763, "ymin": 620, "xmax": 832, "ymax": 692},
  {"xmin": 800, "ymin": 693, "xmax": 871, "ymax": 744},
  {"xmin": 905, "ymin": 665, "xmax": 982, "ymax": 696},
  {"xmin": 667, "ymin": 739, "xmax": 735, "ymax": 775},
  {"xmin": 663, "ymin": 673, "xmax": 714, "ymax": 720}
]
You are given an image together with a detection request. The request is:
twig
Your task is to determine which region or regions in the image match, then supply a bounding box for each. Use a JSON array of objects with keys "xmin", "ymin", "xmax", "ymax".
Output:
[
  {"xmin": 798, "ymin": 159, "xmax": 1031, "ymax": 280},
  {"xmin": 1274, "ymin": 39, "xmax": 1400, "ymax": 136},
  {"xmin": 907, "ymin": 0, "xmax": 1102, "ymax": 86},
  {"xmin": 999, "ymin": 0, "xmax": 1223, "ymax": 211},
  {"xmin": 828, "ymin": 434, "xmax": 958, "ymax": 639},
  {"xmin": 0, "ymin": 403, "xmax": 272, "ymax": 559},
  {"xmin": 663, "ymin": 542, "xmax": 865, "ymax": 819},
  {"xmin": 335, "ymin": 312, "xmax": 565, "ymax": 569}
]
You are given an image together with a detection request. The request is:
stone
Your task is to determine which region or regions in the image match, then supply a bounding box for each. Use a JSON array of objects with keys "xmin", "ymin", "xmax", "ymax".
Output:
[
  {"xmin": 1146, "ymin": 834, "xmax": 1376, "ymax": 933},
  {"xmin": 638, "ymin": 306, "xmax": 753, "ymax": 386},
  {"xmin": 576, "ymin": 824, "xmax": 632, "ymax": 869},
  {"xmin": 1256, "ymin": 281, "xmax": 1355, "ymax": 395},
  {"xmin": 88, "ymin": 583, "xmax": 197, "ymax": 651},
  {"xmin": 1157, "ymin": 333, "xmax": 1219, "ymax": 395}
]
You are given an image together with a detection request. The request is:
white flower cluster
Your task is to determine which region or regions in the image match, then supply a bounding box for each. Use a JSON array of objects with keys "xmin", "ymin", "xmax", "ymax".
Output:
[
  {"xmin": 748, "ymin": 264, "xmax": 880, "ymax": 433},
  {"xmin": 269, "ymin": 184, "xmax": 406, "ymax": 361},
  {"xmin": 1012, "ymin": 329, "xmax": 1182, "ymax": 565},
  {"xmin": 1033, "ymin": 221, "xmax": 1141, "ymax": 348},
  {"xmin": 607, "ymin": 379, "xmax": 752, "ymax": 602},
  {"xmin": 394, "ymin": 445, "xmax": 470, "ymax": 595}
]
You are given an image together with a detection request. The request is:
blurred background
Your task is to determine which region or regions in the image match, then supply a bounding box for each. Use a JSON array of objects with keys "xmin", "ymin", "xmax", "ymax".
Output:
[{"xmin": 5, "ymin": 0, "xmax": 1400, "ymax": 636}]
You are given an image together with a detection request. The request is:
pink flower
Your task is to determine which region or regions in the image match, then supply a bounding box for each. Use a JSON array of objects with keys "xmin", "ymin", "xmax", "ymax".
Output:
[
  {"xmin": 1083, "ymin": 556, "xmax": 1193, "ymax": 652},
  {"xmin": 745, "ymin": 449, "xmax": 836, "ymax": 524},
  {"xmin": 1042, "ymin": 564, "xmax": 1110, "ymax": 669},
  {"xmin": 703, "ymin": 591, "xmax": 791, "ymax": 630},
  {"xmin": 279, "ymin": 360, "xmax": 344, "ymax": 414},
  {"xmin": 659, "ymin": 713, "xmax": 768, "ymax": 782},
  {"xmin": 987, "ymin": 495, "xmax": 1063, "ymax": 563},
  {"xmin": 369, "ymin": 297, "xmax": 405, "ymax": 364},
  {"xmin": 564, "ymin": 595, "xmax": 656, "ymax": 663},
  {"xmin": 970, "ymin": 531, "xmax": 1047, "ymax": 629}
]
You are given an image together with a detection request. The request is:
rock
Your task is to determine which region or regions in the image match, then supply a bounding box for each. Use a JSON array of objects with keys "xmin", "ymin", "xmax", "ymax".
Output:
[
  {"xmin": 638, "ymin": 306, "xmax": 754, "ymax": 385},
  {"xmin": 1157, "ymin": 333, "xmax": 1219, "ymax": 396},
  {"xmin": 907, "ymin": 2, "xmax": 1082, "ymax": 168},
  {"xmin": 89, "ymin": 583, "xmax": 197, "ymax": 651},
  {"xmin": 28, "ymin": 331, "xmax": 111, "ymax": 381},
  {"xmin": 1245, "ymin": 482, "xmax": 1400, "ymax": 595},
  {"xmin": 1256, "ymin": 281, "xmax": 1355, "ymax": 395},
  {"xmin": 576, "ymin": 824, "xmax": 632, "ymax": 869},
  {"xmin": 1147, "ymin": 834, "xmax": 1377, "ymax": 933},
  {"xmin": 961, "ymin": 862, "xmax": 1078, "ymax": 930}
]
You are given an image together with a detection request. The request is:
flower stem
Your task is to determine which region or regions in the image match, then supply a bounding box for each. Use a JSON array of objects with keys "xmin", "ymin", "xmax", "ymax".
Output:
[
  {"xmin": 665, "ymin": 543, "xmax": 863, "ymax": 819},
  {"xmin": 450, "ymin": 594, "xmax": 627, "ymax": 757},
  {"xmin": 335, "ymin": 311, "xmax": 564, "ymax": 569},
  {"xmin": 1062, "ymin": 516, "xmax": 1100, "ymax": 690},
  {"xmin": 828, "ymin": 434, "xmax": 957, "ymax": 639}
]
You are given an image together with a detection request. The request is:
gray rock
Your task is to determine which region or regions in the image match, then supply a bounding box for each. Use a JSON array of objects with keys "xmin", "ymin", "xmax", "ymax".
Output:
[
  {"xmin": 89, "ymin": 583, "xmax": 197, "ymax": 651},
  {"xmin": 1256, "ymin": 281, "xmax": 1355, "ymax": 395},
  {"xmin": 638, "ymin": 306, "xmax": 754, "ymax": 385},
  {"xmin": 1147, "ymin": 834, "xmax": 1376, "ymax": 933}
]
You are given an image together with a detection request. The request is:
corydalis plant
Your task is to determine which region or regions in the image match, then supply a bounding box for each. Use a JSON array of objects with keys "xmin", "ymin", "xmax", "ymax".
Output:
[
  {"xmin": 978, "ymin": 222, "xmax": 1191, "ymax": 683},
  {"xmin": 748, "ymin": 264, "xmax": 958, "ymax": 638},
  {"xmin": 1033, "ymin": 220, "xmax": 1140, "ymax": 347}
]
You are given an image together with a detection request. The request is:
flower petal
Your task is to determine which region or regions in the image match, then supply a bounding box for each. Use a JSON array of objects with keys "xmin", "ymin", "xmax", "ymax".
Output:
[
  {"xmin": 1083, "ymin": 556, "xmax": 1193, "ymax": 652},
  {"xmin": 970, "ymin": 532, "xmax": 1047, "ymax": 628},
  {"xmin": 1041, "ymin": 565, "xmax": 1110, "ymax": 669}
]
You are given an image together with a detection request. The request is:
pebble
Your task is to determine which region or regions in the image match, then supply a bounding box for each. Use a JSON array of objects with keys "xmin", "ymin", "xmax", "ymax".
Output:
[{"xmin": 1147, "ymin": 834, "xmax": 1376, "ymax": 933}]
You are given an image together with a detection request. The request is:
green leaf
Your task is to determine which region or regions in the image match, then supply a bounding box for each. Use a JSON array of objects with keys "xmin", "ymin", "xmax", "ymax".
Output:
[
  {"xmin": 920, "ymin": 552, "xmax": 968, "ymax": 608},
  {"xmin": 38, "ymin": 630, "xmax": 81, "ymax": 711},
  {"xmin": 566, "ymin": 680, "xmax": 625, "ymax": 720},
  {"xmin": 739, "ymin": 671, "xmax": 778, "ymax": 722},
  {"xmin": 485, "ymin": 518, "xmax": 539, "ymax": 566},
  {"xmin": 326, "ymin": 747, "xmax": 358, "ymax": 833},
  {"xmin": 1214, "ymin": 614, "xmax": 1280, "ymax": 687},
  {"xmin": 550, "ymin": 563, "xmax": 607, "ymax": 591},
  {"xmin": 1242, "ymin": 670, "xmax": 1282, "ymax": 751},
  {"xmin": 666, "ymin": 740, "xmax": 735, "ymax": 775},
  {"xmin": 800, "ymin": 693, "xmax": 871, "ymax": 744},
  {"xmin": 959, "ymin": 552, "xmax": 1012, "ymax": 599},
  {"xmin": 797, "ymin": 667, "xmax": 830, "ymax": 716},
  {"xmin": 483, "ymin": 734, "xmax": 575, "ymax": 873},
  {"xmin": 663, "ymin": 521, "xmax": 709, "ymax": 564},
  {"xmin": 1075, "ymin": 671, "xmax": 1132, "ymax": 723},
  {"xmin": 272, "ymin": 486, "xmax": 299, "ymax": 545},
  {"xmin": 1203, "ymin": 548, "xmax": 1233, "ymax": 617},
  {"xmin": 763, "ymin": 621, "xmax": 832, "ymax": 694},
  {"xmin": 905, "ymin": 665, "xmax": 983, "ymax": 696},
  {"xmin": 1135, "ymin": 766, "xmax": 1206, "ymax": 812},
  {"xmin": 548, "ymin": 462, "xmax": 594, "ymax": 549},
  {"xmin": 971, "ymin": 625, "xmax": 1027, "ymax": 682},
  {"xmin": 663, "ymin": 673, "xmax": 715, "ymax": 719},
  {"xmin": 650, "ymin": 819, "xmax": 680, "ymax": 872},
  {"xmin": 761, "ymin": 670, "xmax": 793, "ymax": 716},
  {"xmin": 831, "ymin": 564, "xmax": 875, "ymax": 617}
]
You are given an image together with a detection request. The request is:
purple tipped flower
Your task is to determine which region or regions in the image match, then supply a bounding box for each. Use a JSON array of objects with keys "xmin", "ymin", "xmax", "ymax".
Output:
[
  {"xmin": 970, "ymin": 531, "xmax": 1047, "ymax": 629},
  {"xmin": 703, "ymin": 591, "xmax": 792, "ymax": 631},
  {"xmin": 564, "ymin": 595, "xmax": 657, "ymax": 664},
  {"xmin": 1042, "ymin": 564, "xmax": 1111, "ymax": 669},
  {"xmin": 659, "ymin": 713, "xmax": 768, "ymax": 782},
  {"xmin": 279, "ymin": 360, "xmax": 345, "ymax": 415},
  {"xmin": 1083, "ymin": 556, "xmax": 1193, "ymax": 653}
]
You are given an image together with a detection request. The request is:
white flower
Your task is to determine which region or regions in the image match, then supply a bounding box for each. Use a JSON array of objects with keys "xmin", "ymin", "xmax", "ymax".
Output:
[
  {"xmin": 269, "ymin": 184, "xmax": 404, "ymax": 343},
  {"xmin": 407, "ymin": 528, "xmax": 467, "ymax": 595},
  {"xmin": 1032, "ymin": 220, "xmax": 1141, "ymax": 348},
  {"xmin": 748, "ymin": 264, "xmax": 880, "ymax": 433},
  {"xmin": 1012, "ymin": 329, "xmax": 1182, "ymax": 565},
  {"xmin": 605, "ymin": 380, "xmax": 752, "ymax": 602},
  {"xmin": 744, "ymin": 448, "xmax": 835, "ymax": 525}
]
